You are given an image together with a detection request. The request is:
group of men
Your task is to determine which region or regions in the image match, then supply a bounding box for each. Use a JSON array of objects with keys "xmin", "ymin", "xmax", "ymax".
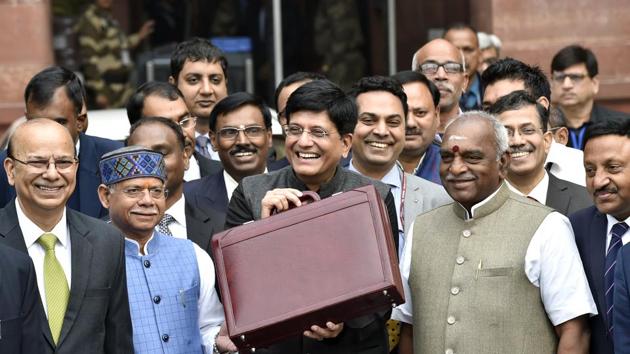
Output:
[{"xmin": 1, "ymin": 23, "xmax": 630, "ymax": 354}]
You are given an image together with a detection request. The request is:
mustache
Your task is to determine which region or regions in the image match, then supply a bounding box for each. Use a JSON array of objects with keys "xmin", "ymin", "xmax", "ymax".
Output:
[
  {"xmin": 444, "ymin": 173, "xmax": 476, "ymax": 182},
  {"xmin": 229, "ymin": 145, "xmax": 257, "ymax": 155},
  {"xmin": 594, "ymin": 186, "xmax": 617, "ymax": 196},
  {"xmin": 435, "ymin": 82, "xmax": 454, "ymax": 93},
  {"xmin": 509, "ymin": 145, "xmax": 533, "ymax": 154},
  {"xmin": 405, "ymin": 128, "xmax": 423, "ymax": 136}
]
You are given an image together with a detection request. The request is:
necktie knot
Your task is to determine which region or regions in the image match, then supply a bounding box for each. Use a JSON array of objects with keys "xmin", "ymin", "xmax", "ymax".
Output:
[
  {"xmin": 196, "ymin": 135, "xmax": 209, "ymax": 148},
  {"xmin": 158, "ymin": 214, "xmax": 176, "ymax": 236},
  {"xmin": 613, "ymin": 222, "xmax": 629, "ymax": 238},
  {"xmin": 38, "ymin": 233, "xmax": 59, "ymax": 251}
]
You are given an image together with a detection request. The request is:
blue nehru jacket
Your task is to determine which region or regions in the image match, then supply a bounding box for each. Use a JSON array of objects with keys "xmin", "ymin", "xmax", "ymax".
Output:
[{"xmin": 125, "ymin": 232, "xmax": 202, "ymax": 354}]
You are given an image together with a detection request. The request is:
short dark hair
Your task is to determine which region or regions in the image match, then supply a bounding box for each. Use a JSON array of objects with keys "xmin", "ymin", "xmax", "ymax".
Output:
[
  {"xmin": 391, "ymin": 70, "xmax": 441, "ymax": 108},
  {"xmin": 126, "ymin": 82, "xmax": 185, "ymax": 125},
  {"xmin": 443, "ymin": 22, "xmax": 479, "ymax": 47},
  {"xmin": 24, "ymin": 66, "xmax": 85, "ymax": 117},
  {"xmin": 584, "ymin": 116, "xmax": 630, "ymax": 147},
  {"xmin": 551, "ymin": 45, "xmax": 598, "ymax": 77},
  {"xmin": 481, "ymin": 58, "xmax": 551, "ymax": 101},
  {"xmin": 274, "ymin": 72, "xmax": 326, "ymax": 110},
  {"xmin": 208, "ymin": 92, "xmax": 272, "ymax": 131},
  {"xmin": 548, "ymin": 107, "xmax": 567, "ymax": 129},
  {"xmin": 285, "ymin": 79, "xmax": 357, "ymax": 135},
  {"xmin": 488, "ymin": 90, "xmax": 549, "ymax": 133},
  {"xmin": 348, "ymin": 76, "xmax": 408, "ymax": 117},
  {"xmin": 128, "ymin": 116, "xmax": 186, "ymax": 151},
  {"xmin": 170, "ymin": 37, "xmax": 228, "ymax": 81}
]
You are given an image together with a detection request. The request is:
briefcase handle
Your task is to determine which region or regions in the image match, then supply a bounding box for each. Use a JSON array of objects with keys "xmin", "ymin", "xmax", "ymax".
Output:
[{"xmin": 271, "ymin": 191, "xmax": 321, "ymax": 215}]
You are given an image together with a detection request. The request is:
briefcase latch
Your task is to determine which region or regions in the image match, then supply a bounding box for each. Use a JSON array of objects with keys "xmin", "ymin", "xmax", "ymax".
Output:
[{"xmin": 383, "ymin": 289, "xmax": 397, "ymax": 307}]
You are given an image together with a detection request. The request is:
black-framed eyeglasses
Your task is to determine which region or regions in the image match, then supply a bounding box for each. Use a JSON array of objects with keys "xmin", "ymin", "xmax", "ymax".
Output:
[
  {"xmin": 217, "ymin": 125, "xmax": 266, "ymax": 140},
  {"xmin": 178, "ymin": 116, "xmax": 197, "ymax": 129},
  {"xmin": 10, "ymin": 156, "xmax": 78, "ymax": 172},
  {"xmin": 283, "ymin": 124, "xmax": 337, "ymax": 139},
  {"xmin": 552, "ymin": 73, "xmax": 587, "ymax": 84},
  {"xmin": 111, "ymin": 186, "xmax": 168, "ymax": 199},
  {"xmin": 419, "ymin": 61, "xmax": 464, "ymax": 75}
]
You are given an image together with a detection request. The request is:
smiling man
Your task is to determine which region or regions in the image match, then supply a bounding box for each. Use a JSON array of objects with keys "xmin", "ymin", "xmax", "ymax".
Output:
[
  {"xmin": 489, "ymin": 90, "xmax": 591, "ymax": 215},
  {"xmin": 170, "ymin": 38, "xmax": 229, "ymax": 161},
  {"xmin": 570, "ymin": 117, "xmax": 630, "ymax": 354},
  {"xmin": 412, "ymin": 39, "xmax": 468, "ymax": 133},
  {"xmin": 225, "ymin": 79, "xmax": 399, "ymax": 354},
  {"xmin": 394, "ymin": 111, "xmax": 596, "ymax": 354}
]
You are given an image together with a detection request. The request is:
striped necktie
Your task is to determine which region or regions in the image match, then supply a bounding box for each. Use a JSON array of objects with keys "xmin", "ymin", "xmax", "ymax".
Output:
[
  {"xmin": 605, "ymin": 222, "xmax": 629, "ymax": 334},
  {"xmin": 38, "ymin": 233, "xmax": 70, "ymax": 344},
  {"xmin": 195, "ymin": 135, "xmax": 212, "ymax": 159},
  {"xmin": 157, "ymin": 214, "xmax": 176, "ymax": 236}
]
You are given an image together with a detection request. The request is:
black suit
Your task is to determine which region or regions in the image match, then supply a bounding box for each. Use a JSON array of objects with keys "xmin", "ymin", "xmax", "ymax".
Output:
[
  {"xmin": 193, "ymin": 151, "xmax": 223, "ymax": 177},
  {"xmin": 546, "ymin": 173, "xmax": 592, "ymax": 216},
  {"xmin": 0, "ymin": 242, "xmax": 45, "ymax": 354},
  {"xmin": 567, "ymin": 105, "xmax": 630, "ymax": 150},
  {"xmin": 184, "ymin": 171, "xmax": 229, "ymax": 213},
  {"xmin": 183, "ymin": 193, "xmax": 226, "ymax": 254},
  {"xmin": 0, "ymin": 200, "xmax": 133, "ymax": 354},
  {"xmin": 0, "ymin": 133, "xmax": 122, "ymax": 218},
  {"xmin": 570, "ymin": 206, "xmax": 613, "ymax": 354}
]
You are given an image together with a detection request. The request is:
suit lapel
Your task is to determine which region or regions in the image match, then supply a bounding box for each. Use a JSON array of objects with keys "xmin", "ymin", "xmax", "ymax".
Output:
[
  {"xmin": 56, "ymin": 210, "xmax": 93, "ymax": 348},
  {"xmin": 77, "ymin": 135, "xmax": 102, "ymax": 217},
  {"xmin": 185, "ymin": 198, "xmax": 215, "ymax": 252},
  {"xmin": 546, "ymin": 174, "xmax": 570, "ymax": 215},
  {"xmin": 403, "ymin": 179, "xmax": 424, "ymax": 233},
  {"xmin": 589, "ymin": 210, "xmax": 608, "ymax": 316}
]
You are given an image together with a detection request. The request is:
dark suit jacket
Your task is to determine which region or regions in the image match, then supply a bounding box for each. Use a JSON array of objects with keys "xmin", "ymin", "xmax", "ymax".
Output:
[
  {"xmin": 570, "ymin": 206, "xmax": 613, "ymax": 354},
  {"xmin": 0, "ymin": 133, "xmax": 122, "ymax": 218},
  {"xmin": 0, "ymin": 200, "xmax": 133, "ymax": 354},
  {"xmin": 183, "ymin": 192, "xmax": 226, "ymax": 254},
  {"xmin": 546, "ymin": 173, "xmax": 592, "ymax": 216},
  {"xmin": 567, "ymin": 104, "xmax": 630, "ymax": 150},
  {"xmin": 615, "ymin": 244, "xmax": 630, "ymax": 354},
  {"xmin": 184, "ymin": 171, "xmax": 229, "ymax": 213},
  {"xmin": 194, "ymin": 151, "xmax": 223, "ymax": 177},
  {"xmin": 0, "ymin": 242, "xmax": 45, "ymax": 354}
]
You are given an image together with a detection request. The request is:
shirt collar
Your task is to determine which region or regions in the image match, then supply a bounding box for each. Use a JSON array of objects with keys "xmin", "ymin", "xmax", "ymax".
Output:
[
  {"xmin": 348, "ymin": 159, "xmax": 401, "ymax": 188},
  {"xmin": 15, "ymin": 198, "xmax": 69, "ymax": 248},
  {"xmin": 505, "ymin": 171, "xmax": 549, "ymax": 204},
  {"xmin": 164, "ymin": 194, "xmax": 187, "ymax": 227},
  {"xmin": 224, "ymin": 168, "xmax": 268, "ymax": 201},
  {"xmin": 606, "ymin": 214, "xmax": 630, "ymax": 236},
  {"xmin": 125, "ymin": 232, "xmax": 157, "ymax": 256},
  {"xmin": 460, "ymin": 184, "xmax": 503, "ymax": 220}
]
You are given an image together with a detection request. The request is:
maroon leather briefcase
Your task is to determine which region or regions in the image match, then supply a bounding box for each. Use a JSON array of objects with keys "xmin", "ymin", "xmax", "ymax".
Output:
[{"xmin": 212, "ymin": 184, "xmax": 404, "ymax": 352}]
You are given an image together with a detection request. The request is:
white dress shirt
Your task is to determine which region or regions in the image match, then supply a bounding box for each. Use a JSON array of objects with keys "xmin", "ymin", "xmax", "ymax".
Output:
[
  {"xmin": 605, "ymin": 214, "xmax": 630, "ymax": 254},
  {"xmin": 545, "ymin": 141, "xmax": 586, "ymax": 186},
  {"xmin": 126, "ymin": 236, "xmax": 224, "ymax": 351},
  {"xmin": 16, "ymin": 199, "xmax": 72, "ymax": 317},
  {"xmin": 159, "ymin": 195, "xmax": 188, "ymax": 239},
  {"xmin": 184, "ymin": 154, "xmax": 202, "ymax": 181},
  {"xmin": 392, "ymin": 187, "xmax": 597, "ymax": 326},
  {"xmin": 506, "ymin": 171, "xmax": 549, "ymax": 204},
  {"xmin": 224, "ymin": 168, "xmax": 269, "ymax": 202}
]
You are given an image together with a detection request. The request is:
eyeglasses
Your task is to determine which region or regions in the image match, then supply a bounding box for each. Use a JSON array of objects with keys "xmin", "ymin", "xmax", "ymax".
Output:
[
  {"xmin": 284, "ymin": 124, "xmax": 337, "ymax": 139},
  {"xmin": 10, "ymin": 156, "xmax": 77, "ymax": 172},
  {"xmin": 552, "ymin": 73, "xmax": 587, "ymax": 84},
  {"xmin": 114, "ymin": 186, "xmax": 167, "ymax": 199},
  {"xmin": 178, "ymin": 116, "xmax": 197, "ymax": 129},
  {"xmin": 419, "ymin": 62, "xmax": 464, "ymax": 75},
  {"xmin": 217, "ymin": 125, "xmax": 266, "ymax": 140},
  {"xmin": 505, "ymin": 126, "xmax": 544, "ymax": 138}
]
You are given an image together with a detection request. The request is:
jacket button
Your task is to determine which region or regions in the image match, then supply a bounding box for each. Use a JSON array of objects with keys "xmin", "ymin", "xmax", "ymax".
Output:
[
  {"xmin": 451, "ymin": 287, "xmax": 460, "ymax": 295},
  {"xmin": 447, "ymin": 316, "xmax": 456, "ymax": 325},
  {"xmin": 143, "ymin": 260, "xmax": 151, "ymax": 268},
  {"xmin": 162, "ymin": 334, "xmax": 169, "ymax": 342},
  {"xmin": 456, "ymin": 256, "xmax": 465, "ymax": 265},
  {"xmin": 153, "ymin": 295, "xmax": 161, "ymax": 304},
  {"xmin": 462, "ymin": 230, "xmax": 471, "ymax": 238}
]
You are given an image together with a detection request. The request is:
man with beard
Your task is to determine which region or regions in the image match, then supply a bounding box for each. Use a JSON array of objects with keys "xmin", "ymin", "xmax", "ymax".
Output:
[
  {"xmin": 571, "ymin": 117, "xmax": 630, "ymax": 354},
  {"xmin": 550, "ymin": 45, "xmax": 630, "ymax": 150},
  {"xmin": 169, "ymin": 38, "xmax": 229, "ymax": 161},
  {"xmin": 393, "ymin": 111, "xmax": 595, "ymax": 354},
  {"xmin": 411, "ymin": 39, "xmax": 467, "ymax": 134},
  {"xmin": 126, "ymin": 82, "xmax": 222, "ymax": 180},
  {"xmin": 489, "ymin": 90, "xmax": 591, "ymax": 215},
  {"xmin": 392, "ymin": 70, "xmax": 443, "ymax": 184},
  {"xmin": 184, "ymin": 92, "xmax": 273, "ymax": 213}
]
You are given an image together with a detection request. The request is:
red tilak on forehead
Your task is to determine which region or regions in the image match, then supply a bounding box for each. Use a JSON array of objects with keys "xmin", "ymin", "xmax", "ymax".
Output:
[{"xmin": 452, "ymin": 145, "xmax": 460, "ymax": 153}]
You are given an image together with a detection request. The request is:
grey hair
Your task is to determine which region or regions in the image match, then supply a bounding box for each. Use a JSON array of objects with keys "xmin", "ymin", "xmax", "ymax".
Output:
[
  {"xmin": 410, "ymin": 49, "xmax": 467, "ymax": 73},
  {"xmin": 445, "ymin": 110, "xmax": 509, "ymax": 160}
]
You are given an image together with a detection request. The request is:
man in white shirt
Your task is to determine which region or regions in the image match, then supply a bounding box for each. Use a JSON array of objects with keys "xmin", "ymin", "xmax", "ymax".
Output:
[
  {"xmin": 488, "ymin": 90, "xmax": 591, "ymax": 215},
  {"xmin": 126, "ymin": 117, "xmax": 225, "ymax": 254},
  {"xmin": 393, "ymin": 111, "xmax": 596, "ymax": 354},
  {"xmin": 97, "ymin": 146, "xmax": 235, "ymax": 354},
  {"xmin": 0, "ymin": 119, "xmax": 132, "ymax": 353}
]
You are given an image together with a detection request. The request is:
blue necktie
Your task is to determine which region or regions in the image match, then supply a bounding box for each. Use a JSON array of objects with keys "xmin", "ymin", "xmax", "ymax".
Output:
[
  {"xmin": 605, "ymin": 221, "xmax": 629, "ymax": 334},
  {"xmin": 195, "ymin": 135, "xmax": 212, "ymax": 159}
]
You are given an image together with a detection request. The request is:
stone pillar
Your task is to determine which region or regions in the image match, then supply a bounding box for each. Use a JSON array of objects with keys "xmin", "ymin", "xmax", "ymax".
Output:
[
  {"xmin": 471, "ymin": 0, "xmax": 630, "ymax": 112},
  {"xmin": 0, "ymin": 0, "xmax": 54, "ymax": 136}
]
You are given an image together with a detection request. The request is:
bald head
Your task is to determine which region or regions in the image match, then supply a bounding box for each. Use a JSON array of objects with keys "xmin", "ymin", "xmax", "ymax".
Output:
[
  {"xmin": 412, "ymin": 39, "xmax": 463, "ymax": 72},
  {"xmin": 9, "ymin": 119, "xmax": 76, "ymax": 158}
]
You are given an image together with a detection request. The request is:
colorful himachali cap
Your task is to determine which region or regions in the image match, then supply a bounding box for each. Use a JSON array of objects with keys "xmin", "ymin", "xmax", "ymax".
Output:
[{"xmin": 99, "ymin": 146, "xmax": 166, "ymax": 185}]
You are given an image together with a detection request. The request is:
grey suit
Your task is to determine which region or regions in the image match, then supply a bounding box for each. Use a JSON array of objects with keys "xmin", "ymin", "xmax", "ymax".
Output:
[
  {"xmin": 402, "ymin": 173, "xmax": 451, "ymax": 233},
  {"xmin": 546, "ymin": 173, "xmax": 592, "ymax": 216},
  {"xmin": 0, "ymin": 200, "xmax": 133, "ymax": 354}
]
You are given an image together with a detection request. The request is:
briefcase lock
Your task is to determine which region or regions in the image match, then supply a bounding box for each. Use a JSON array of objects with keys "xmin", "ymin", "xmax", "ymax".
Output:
[{"xmin": 383, "ymin": 290, "xmax": 397, "ymax": 307}]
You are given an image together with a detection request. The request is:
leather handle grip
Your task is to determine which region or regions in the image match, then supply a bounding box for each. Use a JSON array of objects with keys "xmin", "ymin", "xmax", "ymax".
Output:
[{"xmin": 271, "ymin": 191, "xmax": 321, "ymax": 215}]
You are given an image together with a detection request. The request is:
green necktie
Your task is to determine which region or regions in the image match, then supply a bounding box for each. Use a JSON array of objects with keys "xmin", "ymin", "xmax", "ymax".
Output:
[{"xmin": 38, "ymin": 232, "xmax": 70, "ymax": 344}]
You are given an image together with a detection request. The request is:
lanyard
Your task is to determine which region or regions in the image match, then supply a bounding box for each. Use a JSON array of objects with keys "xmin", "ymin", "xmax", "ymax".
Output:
[
  {"xmin": 399, "ymin": 168, "xmax": 407, "ymax": 232},
  {"xmin": 570, "ymin": 126, "xmax": 587, "ymax": 149}
]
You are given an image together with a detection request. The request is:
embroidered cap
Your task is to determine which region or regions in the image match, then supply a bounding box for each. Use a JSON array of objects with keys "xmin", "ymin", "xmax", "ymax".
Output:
[{"xmin": 99, "ymin": 146, "xmax": 166, "ymax": 185}]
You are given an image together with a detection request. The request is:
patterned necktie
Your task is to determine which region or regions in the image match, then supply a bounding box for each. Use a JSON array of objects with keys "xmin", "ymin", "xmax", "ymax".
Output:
[
  {"xmin": 38, "ymin": 233, "xmax": 70, "ymax": 344},
  {"xmin": 157, "ymin": 214, "xmax": 176, "ymax": 236},
  {"xmin": 195, "ymin": 135, "xmax": 212, "ymax": 159},
  {"xmin": 605, "ymin": 221, "xmax": 629, "ymax": 334}
]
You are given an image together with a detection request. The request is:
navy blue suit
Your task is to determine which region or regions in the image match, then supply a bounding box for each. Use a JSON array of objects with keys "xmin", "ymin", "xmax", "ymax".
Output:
[
  {"xmin": 184, "ymin": 170, "xmax": 229, "ymax": 213},
  {"xmin": 0, "ymin": 133, "xmax": 122, "ymax": 218},
  {"xmin": 570, "ymin": 206, "xmax": 613, "ymax": 354},
  {"xmin": 413, "ymin": 143, "xmax": 442, "ymax": 185},
  {"xmin": 615, "ymin": 243, "xmax": 630, "ymax": 353}
]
